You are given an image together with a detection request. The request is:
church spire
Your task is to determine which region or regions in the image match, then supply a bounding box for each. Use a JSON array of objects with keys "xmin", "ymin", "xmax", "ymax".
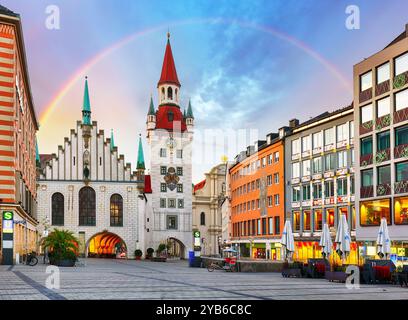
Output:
[
  {"xmin": 35, "ymin": 138, "xmax": 40, "ymax": 167},
  {"xmin": 82, "ymin": 76, "xmax": 91, "ymax": 125},
  {"xmin": 158, "ymin": 33, "xmax": 180, "ymax": 87},
  {"xmin": 148, "ymin": 95, "xmax": 155, "ymax": 115},
  {"xmin": 110, "ymin": 129, "xmax": 115, "ymax": 151},
  {"xmin": 137, "ymin": 134, "xmax": 145, "ymax": 170},
  {"xmin": 186, "ymin": 99, "xmax": 194, "ymax": 119}
]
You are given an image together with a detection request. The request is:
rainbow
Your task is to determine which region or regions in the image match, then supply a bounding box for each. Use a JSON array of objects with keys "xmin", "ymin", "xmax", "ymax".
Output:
[{"xmin": 39, "ymin": 18, "xmax": 351, "ymax": 125}]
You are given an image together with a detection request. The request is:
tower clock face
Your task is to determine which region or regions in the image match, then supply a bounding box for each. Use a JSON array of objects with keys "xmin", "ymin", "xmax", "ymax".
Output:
[{"xmin": 167, "ymin": 137, "xmax": 176, "ymax": 149}]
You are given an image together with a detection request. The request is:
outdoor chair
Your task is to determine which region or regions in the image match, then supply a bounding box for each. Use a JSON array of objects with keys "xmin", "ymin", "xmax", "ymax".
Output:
[{"xmin": 306, "ymin": 259, "xmax": 330, "ymax": 278}]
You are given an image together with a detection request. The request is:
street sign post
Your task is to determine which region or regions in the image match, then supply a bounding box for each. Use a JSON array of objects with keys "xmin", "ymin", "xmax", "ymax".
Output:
[
  {"xmin": 2, "ymin": 211, "xmax": 14, "ymax": 265},
  {"xmin": 193, "ymin": 230, "xmax": 201, "ymax": 256}
]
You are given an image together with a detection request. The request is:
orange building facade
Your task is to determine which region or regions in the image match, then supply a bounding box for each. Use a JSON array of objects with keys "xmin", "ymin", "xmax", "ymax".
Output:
[
  {"xmin": 229, "ymin": 131, "xmax": 288, "ymax": 260},
  {"xmin": 0, "ymin": 6, "xmax": 39, "ymax": 264}
]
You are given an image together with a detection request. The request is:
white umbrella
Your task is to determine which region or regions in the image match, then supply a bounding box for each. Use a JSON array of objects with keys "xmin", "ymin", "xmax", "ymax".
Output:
[
  {"xmin": 280, "ymin": 219, "xmax": 295, "ymax": 261},
  {"xmin": 376, "ymin": 217, "xmax": 391, "ymax": 259},
  {"xmin": 319, "ymin": 223, "xmax": 333, "ymax": 259},
  {"xmin": 335, "ymin": 214, "xmax": 351, "ymax": 261}
]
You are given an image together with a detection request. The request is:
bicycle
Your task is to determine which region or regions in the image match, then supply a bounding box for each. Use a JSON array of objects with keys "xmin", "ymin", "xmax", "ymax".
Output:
[
  {"xmin": 26, "ymin": 252, "xmax": 38, "ymax": 266},
  {"xmin": 207, "ymin": 261, "xmax": 237, "ymax": 272}
]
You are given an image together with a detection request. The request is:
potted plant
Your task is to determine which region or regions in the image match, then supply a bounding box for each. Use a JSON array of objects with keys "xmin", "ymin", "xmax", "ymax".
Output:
[
  {"xmin": 42, "ymin": 229, "xmax": 79, "ymax": 267},
  {"xmin": 134, "ymin": 249, "xmax": 143, "ymax": 260},
  {"xmin": 152, "ymin": 243, "xmax": 167, "ymax": 262},
  {"xmin": 146, "ymin": 248, "xmax": 154, "ymax": 259}
]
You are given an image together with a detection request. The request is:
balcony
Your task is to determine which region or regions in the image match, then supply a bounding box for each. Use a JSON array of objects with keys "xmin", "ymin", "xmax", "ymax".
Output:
[
  {"xmin": 377, "ymin": 183, "xmax": 391, "ymax": 196},
  {"xmin": 360, "ymin": 120, "xmax": 373, "ymax": 135},
  {"xmin": 375, "ymin": 114, "xmax": 391, "ymax": 131},
  {"xmin": 394, "ymin": 106, "xmax": 408, "ymax": 124},
  {"xmin": 394, "ymin": 143, "xmax": 408, "ymax": 159},
  {"xmin": 360, "ymin": 186, "xmax": 374, "ymax": 198},
  {"xmin": 375, "ymin": 148, "xmax": 390, "ymax": 164},
  {"xmin": 395, "ymin": 180, "xmax": 408, "ymax": 194},
  {"xmin": 375, "ymin": 80, "xmax": 390, "ymax": 96},
  {"xmin": 360, "ymin": 153, "xmax": 373, "ymax": 167},
  {"xmin": 359, "ymin": 88, "xmax": 372, "ymax": 104}
]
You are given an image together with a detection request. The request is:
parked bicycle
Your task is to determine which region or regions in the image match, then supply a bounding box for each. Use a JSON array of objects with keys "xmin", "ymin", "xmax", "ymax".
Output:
[{"xmin": 26, "ymin": 252, "xmax": 38, "ymax": 266}]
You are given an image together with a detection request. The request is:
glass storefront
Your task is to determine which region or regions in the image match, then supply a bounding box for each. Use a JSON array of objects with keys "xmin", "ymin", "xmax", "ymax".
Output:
[
  {"xmin": 394, "ymin": 196, "xmax": 408, "ymax": 225},
  {"xmin": 359, "ymin": 241, "xmax": 408, "ymax": 267},
  {"xmin": 326, "ymin": 208, "xmax": 335, "ymax": 229},
  {"xmin": 293, "ymin": 211, "xmax": 300, "ymax": 231},
  {"xmin": 303, "ymin": 210, "xmax": 311, "ymax": 231},
  {"xmin": 360, "ymin": 199, "xmax": 391, "ymax": 226}
]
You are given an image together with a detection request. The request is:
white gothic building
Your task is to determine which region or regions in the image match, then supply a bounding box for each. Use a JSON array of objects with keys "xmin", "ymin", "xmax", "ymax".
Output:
[
  {"xmin": 36, "ymin": 77, "xmax": 151, "ymax": 258},
  {"xmin": 144, "ymin": 33, "xmax": 194, "ymax": 258}
]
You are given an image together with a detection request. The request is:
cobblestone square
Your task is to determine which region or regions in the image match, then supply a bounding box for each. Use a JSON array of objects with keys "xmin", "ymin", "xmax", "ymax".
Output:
[{"xmin": 0, "ymin": 259, "xmax": 408, "ymax": 300}]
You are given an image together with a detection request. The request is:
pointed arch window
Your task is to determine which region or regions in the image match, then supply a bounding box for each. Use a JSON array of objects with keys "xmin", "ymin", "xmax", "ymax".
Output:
[
  {"xmin": 51, "ymin": 192, "xmax": 64, "ymax": 226},
  {"xmin": 110, "ymin": 194, "xmax": 123, "ymax": 227},
  {"xmin": 167, "ymin": 87, "xmax": 173, "ymax": 100},
  {"xmin": 200, "ymin": 212, "xmax": 206, "ymax": 226},
  {"xmin": 79, "ymin": 187, "xmax": 96, "ymax": 226}
]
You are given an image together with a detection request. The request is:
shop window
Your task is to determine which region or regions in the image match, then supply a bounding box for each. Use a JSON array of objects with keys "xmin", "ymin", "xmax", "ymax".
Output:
[
  {"xmin": 394, "ymin": 196, "xmax": 408, "ymax": 225},
  {"xmin": 303, "ymin": 210, "xmax": 311, "ymax": 231},
  {"xmin": 338, "ymin": 207, "xmax": 348, "ymax": 224},
  {"xmin": 360, "ymin": 199, "xmax": 391, "ymax": 226},
  {"xmin": 293, "ymin": 211, "xmax": 300, "ymax": 232},
  {"xmin": 314, "ymin": 210, "xmax": 322, "ymax": 231}
]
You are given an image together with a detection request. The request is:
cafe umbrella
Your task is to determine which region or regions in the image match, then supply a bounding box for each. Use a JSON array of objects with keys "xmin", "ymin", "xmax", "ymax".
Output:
[
  {"xmin": 319, "ymin": 223, "xmax": 333, "ymax": 259},
  {"xmin": 335, "ymin": 214, "xmax": 351, "ymax": 261},
  {"xmin": 376, "ymin": 217, "xmax": 391, "ymax": 259},
  {"xmin": 280, "ymin": 219, "xmax": 295, "ymax": 261}
]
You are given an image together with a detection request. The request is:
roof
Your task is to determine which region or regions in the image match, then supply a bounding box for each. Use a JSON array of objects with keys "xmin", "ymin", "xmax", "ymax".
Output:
[
  {"xmin": 148, "ymin": 96, "xmax": 155, "ymax": 116},
  {"xmin": 144, "ymin": 175, "xmax": 152, "ymax": 193},
  {"xmin": 186, "ymin": 100, "xmax": 194, "ymax": 119},
  {"xmin": 193, "ymin": 179, "xmax": 206, "ymax": 193},
  {"xmin": 155, "ymin": 105, "xmax": 187, "ymax": 132},
  {"xmin": 158, "ymin": 36, "xmax": 180, "ymax": 87},
  {"xmin": 385, "ymin": 25, "xmax": 408, "ymax": 49},
  {"xmin": 0, "ymin": 5, "xmax": 19, "ymax": 17},
  {"xmin": 137, "ymin": 135, "xmax": 145, "ymax": 170}
]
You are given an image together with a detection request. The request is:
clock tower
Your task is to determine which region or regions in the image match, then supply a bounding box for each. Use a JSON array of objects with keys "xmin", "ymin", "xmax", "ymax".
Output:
[{"xmin": 145, "ymin": 33, "xmax": 194, "ymax": 258}]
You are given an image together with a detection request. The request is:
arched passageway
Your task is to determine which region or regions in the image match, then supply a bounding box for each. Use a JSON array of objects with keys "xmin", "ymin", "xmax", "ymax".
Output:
[{"xmin": 87, "ymin": 232, "xmax": 127, "ymax": 258}]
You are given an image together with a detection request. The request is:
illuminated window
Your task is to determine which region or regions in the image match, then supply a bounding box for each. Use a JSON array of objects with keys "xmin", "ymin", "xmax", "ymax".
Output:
[
  {"xmin": 360, "ymin": 199, "xmax": 391, "ymax": 226},
  {"xmin": 326, "ymin": 209, "xmax": 335, "ymax": 228},
  {"xmin": 314, "ymin": 210, "xmax": 322, "ymax": 231},
  {"xmin": 394, "ymin": 196, "xmax": 408, "ymax": 225},
  {"xmin": 303, "ymin": 210, "xmax": 311, "ymax": 231},
  {"xmin": 293, "ymin": 211, "xmax": 300, "ymax": 232},
  {"xmin": 110, "ymin": 194, "xmax": 123, "ymax": 227}
]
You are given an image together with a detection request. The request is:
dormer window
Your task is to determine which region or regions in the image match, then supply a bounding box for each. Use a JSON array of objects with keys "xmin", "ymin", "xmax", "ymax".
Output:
[
  {"xmin": 168, "ymin": 111, "xmax": 174, "ymax": 121},
  {"xmin": 167, "ymin": 87, "xmax": 173, "ymax": 100}
]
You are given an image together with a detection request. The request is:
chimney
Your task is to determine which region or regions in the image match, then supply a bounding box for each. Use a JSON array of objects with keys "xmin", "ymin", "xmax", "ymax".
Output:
[{"xmin": 289, "ymin": 119, "xmax": 299, "ymax": 128}]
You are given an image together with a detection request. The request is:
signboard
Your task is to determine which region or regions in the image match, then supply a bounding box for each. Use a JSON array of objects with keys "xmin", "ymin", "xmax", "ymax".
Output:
[
  {"xmin": 2, "ymin": 211, "xmax": 13, "ymax": 233},
  {"xmin": 193, "ymin": 231, "xmax": 201, "ymax": 248}
]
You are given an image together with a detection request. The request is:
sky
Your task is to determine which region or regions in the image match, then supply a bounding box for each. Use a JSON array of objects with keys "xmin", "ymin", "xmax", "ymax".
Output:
[{"xmin": 3, "ymin": 0, "xmax": 408, "ymax": 182}]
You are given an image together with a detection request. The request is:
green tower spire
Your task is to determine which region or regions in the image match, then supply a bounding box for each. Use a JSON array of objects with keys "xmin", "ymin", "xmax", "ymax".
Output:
[
  {"xmin": 148, "ymin": 95, "xmax": 155, "ymax": 116},
  {"xmin": 110, "ymin": 129, "xmax": 115, "ymax": 151},
  {"xmin": 186, "ymin": 99, "xmax": 194, "ymax": 119},
  {"xmin": 35, "ymin": 138, "xmax": 40, "ymax": 166},
  {"xmin": 137, "ymin": 134, "xmax": 145, "ymax": 170},
  {"xmin": 82, "ymin": 76, "xmax": 91, "ymax": 125},
  {"xmin": 183, "ymin": 109, "xmax": 186, "ymax": 119}
]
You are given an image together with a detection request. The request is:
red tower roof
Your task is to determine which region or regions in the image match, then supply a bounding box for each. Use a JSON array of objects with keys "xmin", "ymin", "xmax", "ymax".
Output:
[
  {"xmin": 155, "ymin": 105, "xmax": 187, "ymax": 132},
  {"xmin": 158, "ymin": 36, "xmax": 180, "ymax": 87}
]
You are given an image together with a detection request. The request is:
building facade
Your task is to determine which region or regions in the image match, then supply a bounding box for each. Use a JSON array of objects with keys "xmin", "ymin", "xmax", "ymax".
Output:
[
  {"xmin": 0, "ymin": 6, "xmax": 39, "ymax": 265},
  {"xmin": 354, "ymin": 24, "xmax": 408, "ymax": 263},
  {"xmin": 37, "ymin": 78, "xmax": 147, "ymax": 259},
  {"xmin": 285, "ymin": 107, "xmax": 357, "ymax": 263},
  {"xmin": 192, "ymin": 163, "xmax": 226, "ymax": 256},
  {"xmin": 229, "ymin": 131, "xmax": 287, "ymax": 260},
  {"xmin": 145, "ymin": 33, "xmax": 194, "ymax": 258}
]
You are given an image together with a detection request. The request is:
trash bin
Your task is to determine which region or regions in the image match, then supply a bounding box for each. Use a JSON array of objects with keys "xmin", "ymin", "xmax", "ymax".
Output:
[
  {"xmin": 188, "ymin": 251, "xmax": 195, "ymax": 267},
  {"xmin": 192, "ymin": 257, "xmax": 202, "ymax": 268}
]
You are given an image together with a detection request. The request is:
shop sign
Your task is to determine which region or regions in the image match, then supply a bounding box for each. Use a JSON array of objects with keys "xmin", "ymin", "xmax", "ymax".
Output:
[
  {"xmin": 325, "ymin": 197, "xmax": 335, "ymax": 205},
  {"xmin": 302, "ymin": 200, "xmax": 311, "ymax": 207},
  {"xmin": 2, "ymin": 211, "xmax": 13, "ymax": 234},
  {"xmin": 193, "ymin": 231, "xmax": 201, "ymax": 247},
  {"xmin": 291, "ymin": 202, "xmax": 300, "ymax": 208},
  {"xmin": 337, "ymin": 196, "xmax": 348, "ymax": 203},
  {"xmin": 313, "ymin": 199, "xmax": 322, "ymax": 206},
  {"xmin": 398, "ymin": 248, "xmax": 406, "ymax": 257}
]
